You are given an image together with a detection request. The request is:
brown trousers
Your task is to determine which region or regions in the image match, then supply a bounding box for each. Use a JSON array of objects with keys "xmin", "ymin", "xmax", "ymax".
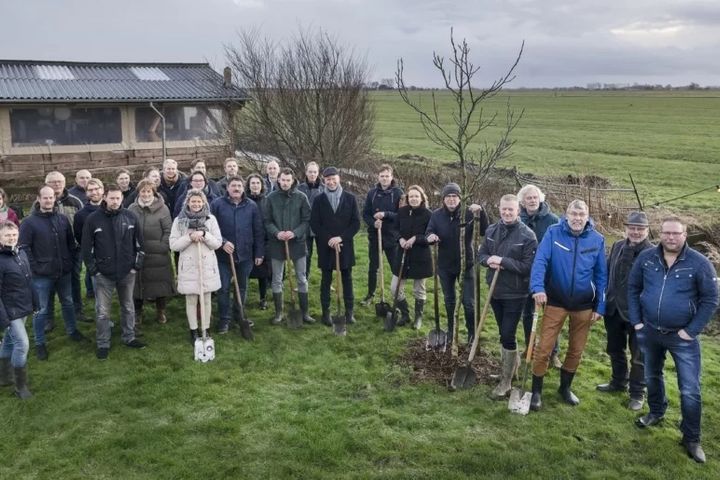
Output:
[{"xmin": 532, "ymin": 305, "xmax": 594, "ymax": 376}]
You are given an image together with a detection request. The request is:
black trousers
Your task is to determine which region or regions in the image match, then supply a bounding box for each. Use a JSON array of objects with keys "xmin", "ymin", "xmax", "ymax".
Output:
[
  {"xmin": 366, "ymin": 238, "xmax": 396, "ymax": 297},
  {"xmin": 604, "ymin": 311, "xmax": 646, "ymax": 397},
  {"xmin": 320, "ymin": 268, "xmax": 354, "ymax": 313}
]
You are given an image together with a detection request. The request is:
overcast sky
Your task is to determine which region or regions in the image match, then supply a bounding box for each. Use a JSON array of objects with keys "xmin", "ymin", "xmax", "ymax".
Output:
[{"xmin": 2, "ymin": 0, "xmax": 719, "ymax": 88}]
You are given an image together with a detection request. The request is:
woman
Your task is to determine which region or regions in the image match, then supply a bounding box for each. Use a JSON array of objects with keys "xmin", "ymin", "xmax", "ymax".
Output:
[
  {"xmin": 117, "ymin": 168, "xmax": 136, "ymax": 208},
  {"xmin": 128, "ymin": 179, "xmax": 176, "ymax": 330},
  {"xmin": 0, "ymin": 221, "xmax": 36, "ymax": 399},
  {"xmin": 389, "ymin": 185, "xmax": 433, "ymax": 329},
  {"xmin": 297, "ymin": 162, "xmax": 324, "ymax": 282},
  {"xmin": 246, "ymin": 173, "xmax": 271, "ymax": 310},
  {"xmin": 173, "ymin": 171, "xmax": 217, "ymax": 218},
  {"xmin": 477, "ymin": 194, "xmax": 538, "ymax": 400},
  {"xmin": 0, "ymin": 188, "xmax": 19, "ymax": 225},
  {"xmin": 170, "ymin": 189, "xmax": 222, "ymax": 343}
]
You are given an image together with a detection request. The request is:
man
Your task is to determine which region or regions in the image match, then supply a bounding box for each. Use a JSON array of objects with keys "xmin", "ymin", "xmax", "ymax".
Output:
[
  {"xmin": 263, "ymin": 160, "xmax": 280, "ymax": 193},
  {"xmin": 217, "ymin": 157, "xmax": 239, "ymax": 197},
  {"xmin": 19, "ymin": 186, "xmax": 86, "ymax": 361},
  {"xmin": 529, "ymin": 199, "xmax": 607, "ymax": 411},
  {"xmin": 596, "ymin": 211, "xmax": 653, "ymax": 411},
  {"xmin": 158, "ymin": 158, "xmax": 186, "ymax": 216},
  {"xmin": 73, "ymin": 178, "xmax": 105, "ymax": 303},
  {"xmin": 518, "ymin": 184, "xmax": 562, "ymax": 368},
  {"xmin": 82, "ymin": 185, "xmax": 146, "ymax": 359},
  {"xmin": 477, "ymin": 194, "xmax": 537, "ymax": 399},
  {"xmin": 628, "ymin": 216, "xmax": 718, "ymax": 463},
  {"xmin": 265, "ymin": 168, "xmax": 314, "ymax": 324},
  {"xmin": 297, "ymin": 161, "xmax": 324, "ymax": 282},
  {"xmin": 360, "ymin": 164, "xmax": 403, "ymax": 306},
  {"xmin": 425, "ymin": 182, "xmax": 488, "ymax": 345},
  {"xmin": 309, "ymin": 167, "xmax": 360, "ymax": 327},
  {"xmin": 211, "ymin": 176, "xmax": 265, "ymax": 334},
  {"xmin": 68, "ymin": 169, "xmax": 92, "ymax": 205}
]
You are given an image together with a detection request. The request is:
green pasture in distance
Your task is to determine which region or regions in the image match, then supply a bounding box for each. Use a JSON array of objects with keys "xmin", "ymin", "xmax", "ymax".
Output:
[{"xmin": 373, "ymin": 90, "xmax": 720, "ymax": 212}]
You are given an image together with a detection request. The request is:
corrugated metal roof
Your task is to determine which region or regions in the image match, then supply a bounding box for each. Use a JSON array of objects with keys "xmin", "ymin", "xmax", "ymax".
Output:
[{"xmin": 0, "ymin": 60, "xmax": 249, "ymax": 103}]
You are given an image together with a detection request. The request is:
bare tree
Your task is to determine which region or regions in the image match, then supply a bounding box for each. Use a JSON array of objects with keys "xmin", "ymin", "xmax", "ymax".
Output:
[
  {"xmin": 225, "ymin": 27, "xmax": 374, "ymax": 175},
  {"xmin": 396, "ymin": 29, "xmax": 524, "ymax": 356}
]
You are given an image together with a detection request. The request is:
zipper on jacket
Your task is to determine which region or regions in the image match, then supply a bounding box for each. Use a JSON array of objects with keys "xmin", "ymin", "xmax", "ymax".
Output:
[
  {"xmin": 656, "ymin": 254, "xmax": 686, "ymax": 327},
  {"xmin": 570, "ymin": 236, "xmax": 579, "ymax": 298}
]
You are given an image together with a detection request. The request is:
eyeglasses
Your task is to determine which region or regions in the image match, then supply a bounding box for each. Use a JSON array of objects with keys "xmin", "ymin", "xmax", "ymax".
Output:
[{"xmin": 660, "ymin": 231, "xmax": 685, "ymax": 237}]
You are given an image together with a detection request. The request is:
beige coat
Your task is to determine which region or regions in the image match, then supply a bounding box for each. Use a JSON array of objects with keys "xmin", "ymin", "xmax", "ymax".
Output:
[{"xmin": 169, "ymin": 214, "xmax": 223, "ymax": 294}]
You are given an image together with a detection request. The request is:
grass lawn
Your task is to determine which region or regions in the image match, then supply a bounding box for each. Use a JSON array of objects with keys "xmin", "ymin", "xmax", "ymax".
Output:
[{"xmin": 3, "ymin": 231, "xmax": 719, "ymax": 479}]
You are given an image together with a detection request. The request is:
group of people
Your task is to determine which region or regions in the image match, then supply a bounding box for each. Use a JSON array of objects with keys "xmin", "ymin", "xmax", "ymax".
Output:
[{"xmin": 1, "ymin": 159, "xmax": 718, "ymax": 464}]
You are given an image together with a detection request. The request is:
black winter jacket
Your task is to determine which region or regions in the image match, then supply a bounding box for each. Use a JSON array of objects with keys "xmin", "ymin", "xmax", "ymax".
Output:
[
  {"xmin": 362, "ymin": 181, "xmax": 403, "ymax": 248},
  {"xmin": 158, "ymin": 173, "xmax": 187, "ymax": 217},
  {"xmin": 18, "ymin": 205, "xmax": 76, "ymax": 278},
  {"xmin": 605, "ymin": 237, "xmax": 654, "ymax": 321},
  {"xmin": 0, "ymin": 246, "xmax": 37, "ymax": 329},
  {"xmin": 477, "ymin": 220, "xmax": 538, "ymax": 299},
  {"xmin": 82, "ymin": 204, "xmax": 144, "ymax": 281},
  {"xmin": 310, "ymin": 189, "xmax": 360, "ymax": 270},
  {"xmin": 426, "ymin": 205, "xmax": 488, "ymax": 275},
  {"xmin": 391, "ymin": 206, "xmax": 433, "ymax": 279},
  {"xmin": 73, "ymin": 203, "xmax": 101, "ymax": 245}
]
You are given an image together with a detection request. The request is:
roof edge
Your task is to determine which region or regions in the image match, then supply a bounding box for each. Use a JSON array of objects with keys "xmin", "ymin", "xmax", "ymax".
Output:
[{"xmin": 0, "ymin": 59, "xmax": 213, "ymax": 68}]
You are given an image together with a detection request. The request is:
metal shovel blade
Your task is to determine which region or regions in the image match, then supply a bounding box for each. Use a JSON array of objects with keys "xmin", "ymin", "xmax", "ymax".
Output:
[
  {"xmin": 288, "ymin": 308, "xmax": 303, "ymax": 329},
  {"xmin": 450, "ymin": 365, "xmax": 477, "ymax": 390},
  {"xmin": 238, "ymin": 319, "xmax": 254, "ymax": 341},
  {"xmin": 332, "ymin": 314, "xmax": 346, "ymax": 336},
  {"xmin": 427, "ymin": 329, "xmax": 447, "ymax": 350},
  {"xmin": 508, "ymin": 388, "xmax": 532, "ymax": 415},
  {"xmin": 194, "ymin": 337, "xmax": 215, "ymax": 363},
  {"xmin": 384, "ymin": 310, "xmax": 397, "ymax": 332},
  {"xmin": 375, "ymin": 301, "xmax": 391, "ymax": 318}
]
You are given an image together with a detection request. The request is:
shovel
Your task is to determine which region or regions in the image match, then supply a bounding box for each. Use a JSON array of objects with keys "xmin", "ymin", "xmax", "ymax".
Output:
[
  {"xmin": 384, "ymin": 249, "xmax": 407, "ymax": 332},
  {"xmin": 449, "ymin": 268, "xmax": 499, "ymax": 390},
  {"xmin": 284, "ymin": 240, "xmax": 303, "ymax": 329},
  {"xmin": 375, "ymin": 227, "xmax": 392, "ymax": 318},
  {"xmin": 332, "ymin": 244, "xmax": 346, "ymax": 336},
  {"xmin": 194, "ymin": 242, "xmax": 215, "ymax": 362},
  {"xmin": 509, "ymin": 309, "xmax": 540, "ymax": 415},
  {"xmin": 426, "ymin": 243, "xmax": 447, "ymax": 351},
  {"xmin": 228, "ymin": 252, "xmax": 254, "ymax": 341}
]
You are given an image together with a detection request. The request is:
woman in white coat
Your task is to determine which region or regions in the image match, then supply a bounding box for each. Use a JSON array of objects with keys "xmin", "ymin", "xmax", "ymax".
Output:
[{"xmin": 170, "ymin": 189, "xmax": 222, "ymax": 343}]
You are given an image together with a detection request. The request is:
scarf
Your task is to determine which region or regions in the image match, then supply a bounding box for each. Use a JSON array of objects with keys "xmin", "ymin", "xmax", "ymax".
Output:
[
  {"xmin": 178, "ymin": 203, "xmax": 210, "ymax": 231},
  {"xmin": 326, "ymin": 185, "xmax": 343, "ymax": 212}
]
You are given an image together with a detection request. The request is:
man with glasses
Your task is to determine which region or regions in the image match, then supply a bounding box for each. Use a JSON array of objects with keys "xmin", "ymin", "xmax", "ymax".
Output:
[
  {"xmin": 596, "ymin": 212, "xmax": 653, "ymax": 410},
  {"xmin": 628, "ymin": 216, "xmax": 718, "ymax": 463}
]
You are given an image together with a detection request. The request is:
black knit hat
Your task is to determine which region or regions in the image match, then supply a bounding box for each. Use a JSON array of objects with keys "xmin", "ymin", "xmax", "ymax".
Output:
[{"xmin": 441, "ymin": 182, "xmax": 461, "ymax": 198}]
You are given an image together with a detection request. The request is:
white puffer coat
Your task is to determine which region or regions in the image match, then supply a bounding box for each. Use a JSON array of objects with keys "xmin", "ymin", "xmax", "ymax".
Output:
[{"xmin": 169, "ymin": 214, "xmax": 223, "ymax": 294}]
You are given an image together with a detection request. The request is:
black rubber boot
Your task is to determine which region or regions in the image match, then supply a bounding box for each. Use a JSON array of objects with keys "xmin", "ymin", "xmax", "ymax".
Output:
[
  {"xmin": 530, "ymin": 375, "xmax": 544, "ymax": 411},
  {"xmin": 14, "ymin": 366, "xmax": 32, "ymax": 399},
  {"xmin": 413, "ymin": 299, "xmax": 424, "ymax": 330},
  {"xmin": 272, "ymin": 292, "xmax": 284, "ymax": 325},
  {"xmin": 298, "ymin": 292, "xmax": 316, "ymax": 324},
  {"xmin": 321, "ymin": 309, "xmax": 332, "ymax": 327},
  {"xmin": 0, "ymin": 357, "xmax": 13, "ymax": 386},
  {"xmin": 396, "ymin": 299, "xmax": 410, "ymax": 326},
  {"xmin": 559, "ymin": 368, "xmax": 580, "ymax": 406},
  {"xmin": 345, "ymin": 309, "xmax": 356, "ymax": 325},
  {"xmin": 189, "ymin": 329, "xmax": 200, "ymax": 344}
]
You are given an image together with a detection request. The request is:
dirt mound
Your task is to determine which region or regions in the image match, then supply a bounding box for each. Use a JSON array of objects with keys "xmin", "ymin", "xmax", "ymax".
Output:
[{"xmin": 398, "ymin": 338, "xmax": 500, "ymax": 387}]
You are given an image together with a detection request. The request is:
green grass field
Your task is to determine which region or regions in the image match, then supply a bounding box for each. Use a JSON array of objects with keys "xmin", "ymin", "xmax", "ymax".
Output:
[{"xmin": 3, "ymin": 91, "xmax": 720, "ymax": 479}]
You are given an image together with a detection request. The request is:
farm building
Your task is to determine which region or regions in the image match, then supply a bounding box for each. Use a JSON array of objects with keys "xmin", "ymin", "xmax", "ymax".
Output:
[{"xmin": 0, "ymin": 59, "xmax": 248, "ymax": 201}]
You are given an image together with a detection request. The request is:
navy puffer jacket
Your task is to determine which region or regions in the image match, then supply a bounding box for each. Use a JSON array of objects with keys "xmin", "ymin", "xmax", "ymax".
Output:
[
  {"xmin": 210, "ymin": 195, "xmax": 265, "ymax": 263},
  {"xmin": 18, "ymin": 205, "xmax": 76, "ymax": 278},
  {"xmin": 0, "ymin": 246, "xmax": 38, "ymax": 329}
]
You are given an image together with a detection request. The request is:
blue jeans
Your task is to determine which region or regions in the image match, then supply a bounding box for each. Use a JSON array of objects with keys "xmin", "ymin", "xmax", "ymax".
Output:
[
  {"xmin": 1, "ymin": 317, "xmax": 30, "ymax": 367},
  {"xmin": 639, "ymin": 325, "xmax": 702, "ymax": 442},
  {"xmin": 218, "ymin": 259, "xmax": 252, "ymax": 324},
  {"xmin": 32, "ymin": 273, "xmax": 78, "ymax": 346},
  {"xmin": 94, "ymin": 271, "xmax": 137, "ymax": 348},
  {"xmin": 438, "ymin": 268, "xmax": 475, "ymax": 341}
]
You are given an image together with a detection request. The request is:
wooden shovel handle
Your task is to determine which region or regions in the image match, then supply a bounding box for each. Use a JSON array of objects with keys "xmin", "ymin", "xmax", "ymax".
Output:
[
  {"xmin": 467, "ymin": 268, "xmax": 500, "ymax": 362},
  {"xmin": 284, "ymin": 240, "xmax": 297, "ymax": 304},
  {"xmin": 378, "ymin": 227, "xmax": 385, "ymax": 301}
]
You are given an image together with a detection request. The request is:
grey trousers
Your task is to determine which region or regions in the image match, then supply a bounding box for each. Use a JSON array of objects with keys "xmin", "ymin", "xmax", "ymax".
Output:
[
  {"xmin": 271, "ymin": 257, "xmax": 308, "ymax": 293},
  {"xmin": 94, "ymin": 271, "xmax": 136, "ymax": 348}
]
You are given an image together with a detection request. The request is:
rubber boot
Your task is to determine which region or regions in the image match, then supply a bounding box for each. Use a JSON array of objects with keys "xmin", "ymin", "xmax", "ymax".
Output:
[
  {"xmin": 189, "ymin": 329, "xmax": 199, "ymax": 344},
  {"xmin": 396, "ymin": 299, "xmax": 410, "ymax": 326},
  {"xmin": 321, "ymin": 309, "xmax": 332, "ymax": 327},
  {"xmin": 156, "ymin": 297, "xmax": 168, "ymax": 324},
  {"xmin": 491, "ymin": 347, "xmax": 517, "ymax": 400},
  {"xmin": 413, "ymin": 299, "xmax": 424, "ymax": 330},
  {"xmin": 345, "ymin": 309, "xmax": 356, "ymax": 325},
  {"xmin": 14, "ymin": 366, "xmax": 32, "ymax": 399},
  {"xmin": 559, "ymin": 368, "xmax": 580, "ymax": 406},
  {"xmin": 298, "ymin": 292, "xmax": 316, "ymax": 324},
  {"xmin": 530, "ymin": 375, "xmax": 544, "ymax": 411},
  {"xmin": 271, "ymin": 292, "xmax": 284, "ymax": 325},
  {"xmin": 0, "ymin": 357, "xmax": 13, "ymax": 386}
]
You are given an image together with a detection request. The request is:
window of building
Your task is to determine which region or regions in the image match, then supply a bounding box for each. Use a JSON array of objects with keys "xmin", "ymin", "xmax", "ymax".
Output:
[
  {"xmin": 135, "ymin": 105, "xmax": 225, "ymax": 142},
  {"xmin": 9, "ymin": 107, "xmax": 122, "ymax": 147}
]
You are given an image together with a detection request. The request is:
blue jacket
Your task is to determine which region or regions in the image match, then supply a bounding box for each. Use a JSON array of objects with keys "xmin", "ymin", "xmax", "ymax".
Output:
[
  {"xmin": 0, "ymin": 246, "xmax": 38, "ymax": 329},
  {"xmin": 210, "ymin": 195, "xmax": 265, "ymax": 263},
  {"xmin": 627, "ymin": 243, "xmax": 719, "ymax": 337},
  {"xmin": 530, "ymin": 216, "xmax": 607, "ymax": 314}
]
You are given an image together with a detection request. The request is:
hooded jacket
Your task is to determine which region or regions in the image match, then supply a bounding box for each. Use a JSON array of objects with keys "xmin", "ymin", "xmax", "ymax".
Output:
[
  {"xmin": 520, "ymin": 202, "xmax": 559, "ymax": 243},
  {"xmin": 0, "ymin": 246, "xmax": 38, "ymax": 329},
  {"xmin": 362, "ymin": 180, "xmax": 403, "ymax": 249},
  {"xmin": 264, "ymin": 180, "xmax": 311, "ymax": 261},
  {"xmin": 18, "ymin": 204, "xmax": 76, "ymax": 278},
  {"xmin": 81, "ymin": 203, "xmax": 144, "ymax": 281},
  {"xmin": 628, "ymin": 243, "xmax": 719, "ymax": 337},
  {"xmin": 530, "ymin": 216, "xmax": 607, "ymax": 313}
]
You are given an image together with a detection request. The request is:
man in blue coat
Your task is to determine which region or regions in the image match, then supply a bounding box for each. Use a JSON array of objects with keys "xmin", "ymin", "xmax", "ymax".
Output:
[
  {"xmin": 529, "ymin": 199, "xmax": 607, "ymax": 411},
  {"xmin": 211, "ymin": 176, "xmax": 265, "ymax": 334},
  {"xmin": 628, "ymin": 216, "xmax": 718, "ymax": 463}
]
